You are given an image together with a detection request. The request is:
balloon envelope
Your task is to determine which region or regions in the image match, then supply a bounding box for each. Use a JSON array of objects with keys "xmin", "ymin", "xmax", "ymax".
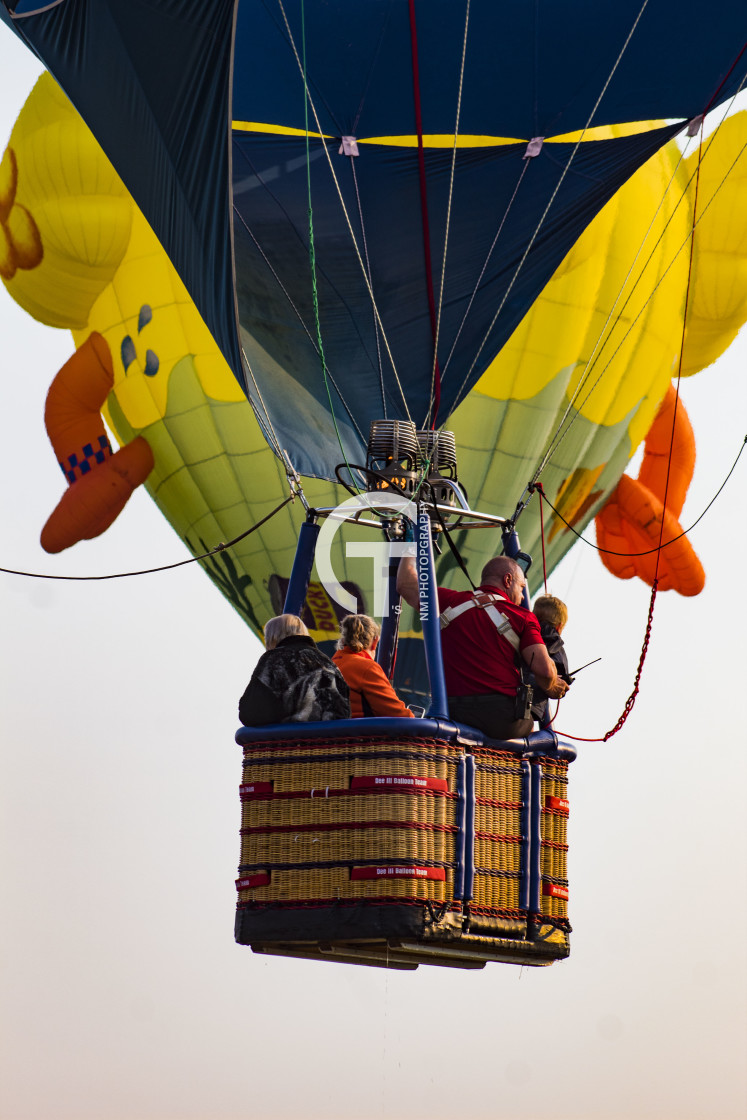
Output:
[{"xmin": 2, "ymin": 1, "xmax": 747, "ymax": 475}]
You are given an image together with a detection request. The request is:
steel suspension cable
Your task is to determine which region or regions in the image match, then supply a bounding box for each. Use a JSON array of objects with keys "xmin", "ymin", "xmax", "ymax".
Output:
[
  {"xmin": 530, "ymin": 72, "xmax": 747, "ymax": 487},
  {"xmin": 545, "ymin": 127, "xmax": 747, "ymax": 476},
  {"xmin": 441, "ymin": 158, "xmax": 530, "ymax": 382},
  {"xmin": 407, "ymin": 0, "xmax": 443, "ymax": 426},
  {"xmin": 349, "ymin": 155, "xmax": 387, "ymax": 419},
  {"xmin": 558, "ymin": 145, "xmax": 705, "ymax": 743},
  {"xmin": 446, "ymin": 0, "xmax": 652, "ymax": 409},
  {"xmin": 300, "ymin": 0, "xmax": 361, "ymax": 485},
  {"xmin": 276, "ymin": 0, "xmax": 413, "ymax": 423},
  {"xmin": 421, "ymin": 0, "xmax": 472, "ymax": 430}
]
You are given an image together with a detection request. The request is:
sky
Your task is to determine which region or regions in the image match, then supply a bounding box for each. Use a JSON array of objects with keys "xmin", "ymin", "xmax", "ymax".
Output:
[{"xmin": 1, "ymin": 31, "xmax": 746, "ymax": 1120}]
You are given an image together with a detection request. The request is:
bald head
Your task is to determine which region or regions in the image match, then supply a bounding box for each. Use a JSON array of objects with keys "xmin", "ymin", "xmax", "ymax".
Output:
[{"xmin": 480, "ymin": 556, "xmax": 526, "ymax": 605}]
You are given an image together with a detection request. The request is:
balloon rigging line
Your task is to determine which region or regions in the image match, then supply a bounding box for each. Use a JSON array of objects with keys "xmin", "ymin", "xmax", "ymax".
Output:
[
  {"xmin": 348, "ymin": 156, "xmax": 387, "ymax": 420},
  {"xmin": 344, "ymin": 4, "xmax": 392, "ymax": 421},
  {"xmin": 557, "ymin": 145, "xmax": 701, "ymax": 748},
  {"xmin": 602, "ymin": 127, "xmax": 704, "ymax": 744},
  {"xmin": 544, "ymin": 125, "xmax": 747, "ymax": 475},
  {"xmin": 440, "ymin": 158, "xmax": 531, "ymax": 382},
  {"xmin": 238, "ymin": 345, "xmax": 284, "ymax": 459},
  {"xmin": 529, "ymin": 432, "xmax": 746, "ymax": 558},
  {"xmin": 530, "ymin": 68, "xmax": 747, "ymax": 486},
  {"xmin": 445, "ymin": 0, "xmax": 652, "ymax": 411},
  {"xmin": 301, "ymin": 0, "xmax": 361, "ymax": 489},
  {"xmin": 7, "ymin": 0, "xmax": 66, "ymax": 17},
  {"xmin": 407, "ymin": 0, "xmax": 444, "ymax": 426},
  {"xmin": 231, "ymin": 200, "xmax": 366, "ymax": 449},
  {"xmin": 653, "ymin": 120, "xmax": 705, "ymax": 581},
  {"xmin": 574, "ymin": 62, "xmax": 747, "ymax": 404},
  {"xmin": 276, "ymin": 0, "xmax": 413, "ymax": 425},
  {"xmin": 531, "ymin": 133, "xmax": 697, "ymax": 482},
  {"xmin": 424, "ymin": 0, "xmax": 471, "ymax": 431},
  {"xmin": 0, "ymin": 496, "xmax": 296, "ymax": 582}
]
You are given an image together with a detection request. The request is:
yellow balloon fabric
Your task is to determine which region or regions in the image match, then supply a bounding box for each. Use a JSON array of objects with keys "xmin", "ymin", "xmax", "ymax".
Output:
[{"xmin": 4, "ymin": 73, "xmax": 747, "ymax": 666}]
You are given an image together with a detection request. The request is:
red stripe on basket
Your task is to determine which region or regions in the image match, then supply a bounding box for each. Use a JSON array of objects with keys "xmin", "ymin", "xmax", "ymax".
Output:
[
  {"xmin": 240, "ymin": 782, "xmax": 273, "ymax": 797},
  {"xmin": 474, "ymin": 832, "xmax": 522, "ymax": 843},
  {"xmin": 350, "ymin": 866, "xmax": 446, "ymax": 881},
  {"xmin": 545, "ymin": 796, "xmax": 569, "ymax": 814},
  {"xmin": 238, "ymin": 786, "xmax": 455, "ymax": 802},
  {"xmin": 350, "ymin": 775, "xmax": 448, "ymax": 792},
  {"xmin": 543, "ymin": 882, "xmax": 569, "ymax": 900},
  {"xmin": 236, "ymin": 873, "xmax": 271, "ymax": 890}
]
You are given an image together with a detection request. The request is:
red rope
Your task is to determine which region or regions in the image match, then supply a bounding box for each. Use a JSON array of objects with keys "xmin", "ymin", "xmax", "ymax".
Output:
[
  {"xmin": 702, "ymin": 40, "xmax": 747, "ymax": 116},
  {"xmin": 408, "ymin": 0, "xmax": 442, "ymax": 426}
]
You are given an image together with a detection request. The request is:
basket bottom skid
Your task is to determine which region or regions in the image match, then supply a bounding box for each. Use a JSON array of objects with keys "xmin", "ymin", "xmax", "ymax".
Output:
[
  {"xmin": 249, "ymin": 937, "xmax": 563, "ymax": 970},
  {"xmin": 236, "ymin": 903, "xmax": 569, "ymax": 971}
]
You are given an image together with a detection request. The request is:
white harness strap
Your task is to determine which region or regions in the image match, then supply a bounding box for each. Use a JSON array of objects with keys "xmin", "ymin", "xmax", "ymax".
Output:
[{"xmin": 439, "ymin": 590, "xmax": 521, "ymax": 652}]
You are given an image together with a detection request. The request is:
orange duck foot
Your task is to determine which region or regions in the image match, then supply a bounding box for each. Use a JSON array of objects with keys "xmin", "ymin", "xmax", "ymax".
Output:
[
  {"xmin": 596, "ymin": 473, "xmax": 705, "ymax": 596},
  {"xmin": 595, "ymin": 385, "xmax": 704, "ymax": 596},
  {"xmin": 40, "ymin": 332, "xmax": 153, "ymax": 553},
  {"xmin": 41, "ymin": 436, "xmax": 154, "ymax": 553}
]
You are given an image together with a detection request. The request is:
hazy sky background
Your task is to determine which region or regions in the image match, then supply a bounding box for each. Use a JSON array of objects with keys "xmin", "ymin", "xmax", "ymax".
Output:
[{"xmin": 1, "ymin": 32, "xmax": 746, "ymax": 1120}]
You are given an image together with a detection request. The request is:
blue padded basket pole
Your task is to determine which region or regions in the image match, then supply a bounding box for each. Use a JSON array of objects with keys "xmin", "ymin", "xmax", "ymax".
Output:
[
  {"xmin": 282, "ymin": 516, "xmax": 320, "ymax": 616},
  {"xmin": 376, "ymin": 552, "xmax": 401, "ymax": 679},
  {"xmin": 453, "ymin": 754, "xmax": 467, "ymax": 901},
  {"xmin": 501, "ymin": 526, "xmax": 530, "ymax": 609},
  {"xmin": 418, "ymin": 503, "xmax": 449, "ymax": 720},
  {"xmin": 519, "ymin": 760, "xmax": 532, "ymax": 912},
  {"xmin": 529, "ymin": 761, "xmax": 543, "ymax": 915},
  {"xmin": 463, "ymin": 754, "xmax": 476, "ymax": 902}
]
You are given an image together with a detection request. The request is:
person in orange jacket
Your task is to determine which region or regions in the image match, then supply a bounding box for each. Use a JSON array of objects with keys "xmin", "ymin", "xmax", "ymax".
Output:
[{"xmin": 332, "ymin": 615, "xmax": 414, "ymax": 719}]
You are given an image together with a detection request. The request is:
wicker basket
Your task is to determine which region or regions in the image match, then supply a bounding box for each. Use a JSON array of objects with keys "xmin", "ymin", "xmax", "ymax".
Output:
[{"xmin": 235, "ymin": 723, "xmax": 573, "ymax": 968}]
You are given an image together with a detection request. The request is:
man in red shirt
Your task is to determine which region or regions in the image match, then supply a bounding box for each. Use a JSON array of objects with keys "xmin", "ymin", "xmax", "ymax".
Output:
[{"xmin": 397, "ymin": 554, "xmax": 569, "ymax": 739}]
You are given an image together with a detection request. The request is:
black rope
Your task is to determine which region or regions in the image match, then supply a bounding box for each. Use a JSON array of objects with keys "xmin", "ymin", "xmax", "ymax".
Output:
[
  {"xmin": 529, "ymin": 433, "xmax": 746, "ymax": 558},
  {"xmin": 432, "ymin": 501, "xmax": 477, "ymax": 590},
  {"xmin": 0, "ymin": 495, "xmax": 295, "ymax": 582}
]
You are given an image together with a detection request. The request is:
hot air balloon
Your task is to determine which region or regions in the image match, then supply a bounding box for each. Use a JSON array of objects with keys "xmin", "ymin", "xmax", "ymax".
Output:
[{"xmin": 2, "ymin": 1, "xmax": 747, "ymax": 969}]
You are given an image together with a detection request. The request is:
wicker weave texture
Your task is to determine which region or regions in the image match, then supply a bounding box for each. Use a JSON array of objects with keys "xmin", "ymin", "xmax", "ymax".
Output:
[
  {"xmin": 539, "ymin": 759, "xmax": 570, "ymax": 919},
  {"xmin": 237, "ymin": 737, "xmax": 460, "ymax": 907},
  {"xmin": 471, "ymin": 749, "xmax": 525, "ymax": 913}
]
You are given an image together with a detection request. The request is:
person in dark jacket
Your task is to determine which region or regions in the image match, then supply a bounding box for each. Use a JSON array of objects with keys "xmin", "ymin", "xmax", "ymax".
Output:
[
  {"xmin": 238, "ymin": 614, "xmax": 350, "ymax": 726},
  {"xmin": 530, "ymin": 595, "xmax": 572, "ymax": 722}
]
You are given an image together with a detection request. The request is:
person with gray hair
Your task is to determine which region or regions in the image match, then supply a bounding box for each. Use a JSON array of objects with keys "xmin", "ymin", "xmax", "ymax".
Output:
[
  {"xmin": 238, "ymin": 614, "xmax": 350, "ymax": 726},
  {"xmin": 397, "ymin": 553, "xmax": 569, "ymax": 740}
]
